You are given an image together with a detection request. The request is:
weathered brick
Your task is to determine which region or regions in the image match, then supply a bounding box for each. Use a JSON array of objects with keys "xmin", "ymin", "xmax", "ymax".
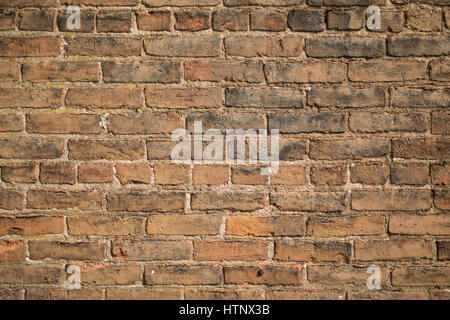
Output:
[
  {"xmin": 0, "ymin": 12, "xmax": 15, "ymax": 31},
  {"xmin": 23, "ymin": 62, "xmax": 100, "ymax": 82},
  {"xmin": 102, "ymin": 61, "xmax": 180, "ymax": 83},
  {"xmin": 388, "ymin": 36, "xmax": 450, "ymax": 57},
  {"xmin": 137, "ymin": 11, "xmax": 171, "ymax": 31},
  {"xmin": 0, "ymin": 189, "xmax": 23, "ymax": 210},
  {"xmin": 265, "ymin": 62, "xmax": 346, "ymax": 83},
  {"xmin": 226, "ymin": 87, "xmax": 304, "ymax": 108},
  {"xmin": 389, "ymin": 214, "xmax": 450, "ymax": 235},
  {"xmin": 308, "ymin": 86, "xmax": 385, "ymax": 107},
  {"xmin": 431, "ymin": 164, "xmax": 450, "ymax": 185},
  {"xmin": 432, "ymin": 112, "xmax": 450, "ymax": 134},
  {"xmin": 0, "ymin": 289, "xmax": 23, "ymax": 300},
  {"xmin": 391, "ymin": 163, "xmax": 428, "ymax": 185},
  {"xmin": 187, "ymin": 114, "xmax": 264, "ymax": 132},
  {"xmin": 271, "ymin": 192, "xmax": 345, "ymax": 212},
  {"xmin": 307, "ymin": 215, "xmax": 385, "ymax": 237},
  {"xmin": 288, "ymin": 9, "xmax": 324, "ymax": 31},
  {"xmin": 154, "ymin": 164, "xmax": 189, "ymax": 185},
  {"xmin": 0, "ymin": 138, "xmax": 64, "ymax": 159},
  {"xmin": 68, "ymin": 139, "xmax": 145, "ymax": 160},
  {"xmin": 349, "ymin": 61, "xmax": 427, "ymax": 82},
  {"xmin": 349, "ymin": 112, "xmax": 427, "ymax": 133},
  {"xmin": 435, "ymin": 189, "xmax": 450, "ymax": 210},
  {"xmin": 437, "ymin": 241, "xmax": 450, "ymax": 261},
  {"xmin": 355, "ymin": 239, "xmax": 433, "ymax": 261},
  {"xmin": 406, "ymin": 9, "xmax": 441, "ymax": 32},
  {"xmin": 146, "ymin": 87, "xmax": 222, "ymax": 108},
  {"xmin": 224, "ymin": 265, "xmax": 302, "ymax": 285},
  {"xmin": 306, "ymin": 36, "xmax": 384, "ymax": 58},
  {"xmin": 0, "ymin": 62, "xmax": 20, "ymax": 81},
  {"xmin": 97, "ymin": 10, "xmax": 132, "ymax": 32},
  {"xmin": 225, "ymin": 35, "xmax": 303, "ymax": 57},
  {"xmin": 1, "ymin": 0, "xmax": 58, "ymax": 6},
  {"xmin": 309, "ymin": 265, "xmax": 388, "ymax": 286},
  {"xmin": 212, "ymin": 10, "xmax": 248, "ymax": 31},
  {"xmin": 392, "ymin": 138, "xmax": 450, "ymax": 159},
  {"xmin": 251, "ymin": 11, "xmax": 286, "ymax": 31},
  {"xmin": 65, "ymin": 37, "xmax": 141, "ymax": 57},
  {"xmin": 350, "ymin": 163, "xmax": 389, "ymax": 185},
  {"xmin": 18, "ymin": 9, "xmax": 54, "ymax": 31},
  {"xmin": 185, "ymin": 61, "xmax": 262, "ymax": 83},
  {"xmin": 0, "ymin": 114, "xmax": 23, "ymax": 132},
  {"xmin": 0, "ymin": 37, "xmax": 61, "ymax": 57},
  {"xmin": 430, "ymin": 290, "xmax": 450, "ymax": 300},
  {"xmin": 26, "ymin": 113, "xmax": 102, "ymax": 134},
  {"xmin": 267, "ymin": 290, "xmax": 345, "ymax": 300},
  {"xmin": 145, "ymin": 264, "xmax": 222, "ymax": 285},
  {"xmin": 231, "ymin": 166, "xmax": 268, "ymax": 185},
  {"xmin": 352, "ymin": 190, "xmax": 431, "ymax": 211},
  {"xmin": 68, "ymin": 216, "xmax": 144, "ymax": 236},
  {"xmin": 112, "ymin": 240, "xmax": 191, "ymax": 261},
  {"xmin": 0, "ymin": 216, "xmax": 64, "ymax": 236},
  {"xmin": 226, "ymin": 215, "xmax": 305, "ymax": 236},
  {"xmin": 108, "ymin": 113, "xmax": 183, "ymax": 134},
  {"xmin": 328, "ymin": 9, "xmax": 364, "ymax": 30},
  {"xmin": 193, "ymin": 165, "xmax": 229, "ymax": 185},
  {"xmin": 107, "ymin": 191, "xmax": 184, "ymax": 212},
  {"xmin": 271, "ymin": 165, "xmax": 306, "ymax": 185},
  {"xmin": 175, "ymin": 10, "xmax": 210, "ymax": 31},
  {"xmin": 63, "ymin": 0, "xmax": 139, "ymax": 4},
  {"xmin": 0, "ymin": 240, "xmax": 26, "ymax": 262},
  {"xmin": 147, "ymin": 140, "xmax": 178, "ymax": 160},
  {"xmin": 191, "ymin": 191, "xmax": 266, "ymax": 211},
  {"xmin": 279, "ymin": 138, "xmax": 307, "ymax": 160},
  {"xmin": 78, "ymin": 163, "xmax": 114, "ymax": 183},
  {"xmin": 26, "ymin": 288, "xmax": 103, "ymax": 300},
  {"xmin": 310, "ymin": 138, "xmax": 389, "ymax": 160},
  {"xmin": 81, "ymin": 264, "xmax": 141, "ymax": 286},
  {"xmin": 27, "ymin": 189, "xmax": 103, "ymax": 210},
  {"xmin": 0, "ymin": 88, "xmax": 63, "ymax": 108},
  {"xmin": 275, "ymin": 241, "xmax": 351, "ymax": 262},
  {"xmin": 40, "ymin": 161, "xmax": 76, "ymax": 185},
  {"xmin": 392, "ymin": 266, "xmax": 450, "ymax": 287},
  {"xmin": 309, "ymin": 0, "xmax": 385, "ymax": 5},
  {"xmin": 430, "ymin": 60, "xmax": 450, "ymax": 81},
  {"xmin": 115, "ymin": 163, "xmax": 152, "ymax": 184},
  {"xmin": 29, "ymin": 241, "xmax": 106, "ymax": 261},
  {"xmin": 145, "ymin": 36, "xmax": 220, "ymax": 57},
  {"xmin": 225, "ymin": 0, "xmax": 303, "ymax": 4},
  {"xmin": 348, "ymin": 291, "xmax": 428, "ymax": 300},
  {"xmin": 310, "ymin": 165, "xmax": 347, "ymax": 186},
  {"xmin": 0, "ymin": 265, "xmax": 64, "ymax": 285},
  {"xmin": 194, "ymin": 240, "xmax": 268, "ymax": 261},
  {"xmin": 1, "ymin": 163, "xmax": 38, "ymax": 183},
  {"xmin": 391, "ymin": 87, "xmax": 449, "ymax": 108},
  {"xmin": 66, "ymin": 88, "xmax": 143, "ymax": 109},
  {"xmin": 147, "ymin": 215, "xmax": 221, "ymax": 235}
]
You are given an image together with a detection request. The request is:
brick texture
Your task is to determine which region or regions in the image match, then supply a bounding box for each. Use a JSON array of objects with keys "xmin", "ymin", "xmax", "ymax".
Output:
[{"xmin": 0, "ymin": 0, "xmax": 448, "ymax": 301}]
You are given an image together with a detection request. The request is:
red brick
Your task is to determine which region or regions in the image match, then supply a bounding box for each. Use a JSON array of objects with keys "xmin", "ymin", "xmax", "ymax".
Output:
[
  {"xmin": 0, "ymin": 12, "xmax": 15, "ymax": 31},
  {"xmin": 106, "ymin": 288, "xmax": 182, "ymax": 300},
  {"xmin": 350, "ymin": 163, "xmax": 389, "ymax": 185},
  {"xmin": 146, "ymin": 87, "xmax": 222, "ymax": 108},
  {"xmin": 97, "ymin": 11, "xmax": 132, "ymax": 32},
  {"xmin": 271, "ymin": 165, "xmax": 306, "ymax": 185},
  {"xmin": 435, "ymin": 189, "xmax": 450, "ymax": 210},
  {"xmin": 224, "ymin": 265, "xmax": 302, "ymax": 285},
  {"xmin": 226, "ymin": 215, "xmax": 305, "ymax": 237},
  {"xmin": 193, "ymin": 165, "xmax": 229, "ymax": 185},
  {"xmin": 1, "ymin": 163, "xmax": 38, "ymax": 183},
  {"xmin": 185, "ymin": 289, "xmax": 263, "ymax": 300},
  {"xmin": 0, "ymin": 37, "xmax": 61, "ymax": 57},
  {"xmin": 115, "ymin": 163, "xmax": 152, "ymax": 184},
  {"xmin": 68, "ymin": 139, "xmax": 145, "ymax": 160},
  {"xmin": 389, "ymin": 214, "xmax": 450, "ymax": 235},
  {"xmin": 107, "ymin": 191, "xmax": 185, "ymax": 212},
  {"xmin": 147, "ymin": 215, "xmax": 222, "ymax": 235},
  {"xmin": 144, "ymin": 36, "xmax": 221, "ymax": 57},
  {"xmin": 26, "ymin": 289, "xmax": 103, "ymax": 300},
  {"xmin": 191, "ymin": 191, "xmax": 266, "ymax": 211},
  {"xmin": 0, "ymin": 138, "xmax": 64, "ymax": 159},
  {"xmin": 81, "ymin": 264, "xmax": 141, "ymax": 286},
  {"xmin": 392, "ymin": 266, "xmax": 450, "ymax": 287},
  {"xmin": 231, "ymin": 166, "xmax": 268, "ymax": 185},
  {"xmin": 65, "ymin": 37, "xmax": 141, "ymax": 57},
  {"xmin": 145, "ymin": 264, "xmax": 222, "ymax": 285},
  {"xmin": 18, "ymin": 9, "xmax": 55, "ymax": 31},
  {"xmin": 78, "ymin": 163, "xmax": 114, "ymax": 183},
  {"xmin": 66, "ymin": 88, "xmax": 143, "ymax": 109},
  {"xmin": 212, "ymin": 10, "xmax": 248, "ymax": 31},
  {"xmin": 265, "ymin": 61, "xmax": 346, "ymax": 83},
  {"xmin": 390, "ymin": 163, "xmax": 429, "ymax": 185},
  {"xmin": 40, "ymin": 161, "xmax": 76, "ymax": 184},
  {"xmin": 0, "ymin": 265, "xmax": 64, "ymax": 285},
  {"xmin": 274, "ymin": 241, "xmax": 351, "ymax": 262},
  {"xmin": 431, "ymin": 112, "xmax": 450, "ymax": 134},
  {"xmin": 0, "ymin": 88, "xmax": 63, "ymax": 108},
  {"xmin": 310, "ymin": 165, "xmax": 347, "ymax": 186},
  {"xmin": 349, "ymin": 112, "xmax": 427, "ymax": 133},
  {"xmin": 27, "ymin": 190, "xmax": 103, "ymax": 211},
  {"xmin": 352, "ymin": 190, "xmax": 431, "ymax": 211},
  {"xmin": 355, "ymin": 239, "xmax": 433, "ymax": 261},
  {"xmin": 0, "ymin": 189, "xmax": 24, "ymax": 210},
  {"xmin": 250, "ymin": 10, "xmax": 286, "ymax": 31},
  {"xmin": 310, "ymin": 138, "xmax": 389, "ymax": 160},
  {"xmin": 430, "ymin": 60, "xmax": 450, "ymax": 81},
  {"xmin": 175, "ymin": 10, "xmax": 210, "ymax": 31},
  {"xmin": 194, "ymin": 240, "xmax": 268, "ymax": 261},
  {"xmin": 0, "ymin": 114, "xmax": 23, "ymax": 132},
  {"xmin": 308, "ymin": 86, "xmax": 386, "ymax": 107},
  {"xmin": 0, "ymin": 216, "xmax": 64, "ymax": 236},
  {"xmin": 349, "ymin": 61, "xmax": 427, "ymax": 82},
  {"xmin": 406, "ymin": 9, "xmax": 442, "ymax": 32},
  {"xmin": 137, "ymin": 11, "xmax": 171, "ymax": 31},
  {"xmin": 307, "ymin": 215, "xmax": 385, "ymax": 237},
  {"xmin": 306, "ymin": 36, "xmax": 384, "ymax": 58},
  {"xmin": 29, "ymin": 241, "xmax": 106, "ymax": 261},
  {"xmin": 308, "ymin": 265, "xmax": 388, "ymax": 286},
  {"xmin": 391, "ymin": 87, "xmax": 449, "ymax": 108},
  {"xmin": 109, "ymin": 113, "xmax": 183, "ymax": 135},
  {"xmin": 225, "ymin": 35, "xmax": 303, "ymax": 57},
  {"xmin": 154, "ymin": 164, "xmax": 189, "ymax": 185},
  {"xmin": 431, "ymin": 164, "xmax": 450, "ymax": 185},
  {"xmin": 0, "ymin": 62, "xmax": 20, "ymax": 81},
  {"xmin": 102, "ymin": 61, "xmax": 180, "ymax": 83},
  {"xmin": 26, "ymin": 113, "xmax": 103, "ymax": 134},
  {"xmin": 392, "ymin": 138, "xmax": 450, "ymax": 159},
  {"xmin": 23, "ymin": 62, "xmax": 100, "ymax": 82},
  {"xmin": 0, "ymin": 240, "xmax": 26, "ymax": 262},
  {"xmin": 112, "ymin": 240, "xmax": 191, "ymax": 261},
  {"xmin": 185, "ymin": 61, "xmax": 262, "ymax": 83},
  {"xmin": 67, "ymin": 216, "xmax": 144, "ymax": 236},
  {"xmin": 271, "ymin": 192, "xmax": 345, "ymax": 212}
]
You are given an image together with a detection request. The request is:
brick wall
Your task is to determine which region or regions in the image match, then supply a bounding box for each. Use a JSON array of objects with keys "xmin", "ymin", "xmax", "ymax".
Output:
[{"xmin": 0, "ymin": 0, "xmax": 449, "ymax": 300}]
